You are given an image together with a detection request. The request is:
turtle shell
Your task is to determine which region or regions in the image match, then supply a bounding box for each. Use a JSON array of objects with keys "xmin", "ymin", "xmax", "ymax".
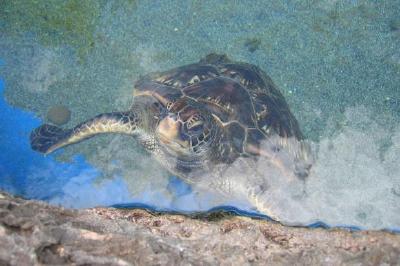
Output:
[{"xmin": 134, "ymin": 54, "xmax": 304, "ymax": 159}]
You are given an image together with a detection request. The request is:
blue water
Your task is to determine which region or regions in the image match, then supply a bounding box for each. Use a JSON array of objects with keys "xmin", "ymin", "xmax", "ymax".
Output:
[
  {"xmin": 0, "ymin": 76, "xmax": 133, "ymax": 204},
  {"xmin": 0, "ymin": 1, "xmax": 399, "ymax": 231},
  {"xmin": 0, "ymin": 78, "xmax": 390, "ymax": 232},
  {"xmin": 1, "ymin": 65, "xmax": 400, "ymax": 232}
]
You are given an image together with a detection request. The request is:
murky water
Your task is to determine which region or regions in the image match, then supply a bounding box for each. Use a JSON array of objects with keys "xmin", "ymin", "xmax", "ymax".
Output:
[{"xmin": 0, "ymin": 0, "xmax": 399, "ymax": 230}]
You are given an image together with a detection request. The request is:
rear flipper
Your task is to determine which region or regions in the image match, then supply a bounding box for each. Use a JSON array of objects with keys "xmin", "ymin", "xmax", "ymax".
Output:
[{"xmin": 30, "ymin": 124, "xmax": 72, "ymax": 154}]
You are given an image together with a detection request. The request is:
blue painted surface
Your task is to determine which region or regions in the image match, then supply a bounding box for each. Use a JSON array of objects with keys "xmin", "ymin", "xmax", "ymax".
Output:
[
  {"xmin": 0, "ymin": 77, "xmax": 133, "ymax": 206},
  {"xmin": 167, "ymin": 176, "xmax": 192, "ymax": 197}
]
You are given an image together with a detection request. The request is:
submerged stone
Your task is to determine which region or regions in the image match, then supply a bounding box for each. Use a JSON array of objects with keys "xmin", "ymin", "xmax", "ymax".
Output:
[
  {"xmin": 244, "ymin": 38, "xmax": 262, "ymax": 53},
  {"xmin": 47, "ymin": 105, "xmax": 71, "ymax": 125}
]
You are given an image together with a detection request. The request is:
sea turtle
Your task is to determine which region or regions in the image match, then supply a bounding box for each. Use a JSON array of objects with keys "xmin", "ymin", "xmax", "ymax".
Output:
[{"xmin": 30, "ymin": 54, "xmax": 311, "ymax": 191}]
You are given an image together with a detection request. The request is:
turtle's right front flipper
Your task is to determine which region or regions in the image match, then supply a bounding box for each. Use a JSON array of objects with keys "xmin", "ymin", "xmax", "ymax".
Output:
[
  {"xmin": 30, "ymin": 124, "xmax": 73, "ymax": 154},
  {"xmin": 30, "ymin": 112, "xmax": 138, "ymax": 155}
]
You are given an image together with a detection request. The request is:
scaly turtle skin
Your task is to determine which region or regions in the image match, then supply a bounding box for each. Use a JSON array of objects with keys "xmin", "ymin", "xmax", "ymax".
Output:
[{"xmin": 31, "ymin": 54, "xmax": 311, "ymax": 186}]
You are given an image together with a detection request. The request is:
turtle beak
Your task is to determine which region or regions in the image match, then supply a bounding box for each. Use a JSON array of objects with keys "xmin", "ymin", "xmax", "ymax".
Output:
[{"xmin": 157, "ymin": 116, "xmax": 190, "ymax": 154}]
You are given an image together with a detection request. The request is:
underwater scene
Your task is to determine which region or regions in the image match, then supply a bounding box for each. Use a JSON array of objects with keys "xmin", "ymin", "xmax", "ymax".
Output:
[{"xmin": 0, "ymin": 0, "xmax": 399, "ymax": 231}]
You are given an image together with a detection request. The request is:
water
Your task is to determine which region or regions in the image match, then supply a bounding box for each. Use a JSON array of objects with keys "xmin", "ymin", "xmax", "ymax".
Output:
[{"xmin": 0, "ymin": 0, "xmax": 399, "ymax": 230}]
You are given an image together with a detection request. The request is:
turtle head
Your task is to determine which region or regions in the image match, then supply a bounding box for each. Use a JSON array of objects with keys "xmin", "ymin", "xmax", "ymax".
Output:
[{"xmin": 156, "ymin": 98, "xmax": 216, "ymax": 158}]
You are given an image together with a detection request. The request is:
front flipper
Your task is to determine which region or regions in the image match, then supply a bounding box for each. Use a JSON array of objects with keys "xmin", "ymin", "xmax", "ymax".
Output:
[
  {"xmin": 30, "ymin": 124, "xmax": 72, "ymax": 154},
  {"xmin": 30, "ymin": 112, "xmax": 138, "ymax": 154}
]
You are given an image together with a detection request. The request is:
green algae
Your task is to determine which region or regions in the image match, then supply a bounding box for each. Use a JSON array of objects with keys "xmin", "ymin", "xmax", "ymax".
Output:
[{"xmin": 0, "ymin": 0, "xmax": 134, "ymax": 62}]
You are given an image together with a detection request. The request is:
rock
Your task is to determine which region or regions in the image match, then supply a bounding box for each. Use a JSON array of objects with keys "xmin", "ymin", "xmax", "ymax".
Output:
[
  {"xmin": 0, "ymin": 191, "xmax": 399, "ymax": 265},
  {"xmin": 47, "ymin": 105, "xmax": 71, "ymax": 125},
  {"xmin": 244, "ymin": 38, "xmax": 262, "ymax": 53},
  {"xmin": 389, "ymin": 18, "xmax": 400, "ymax": 32}
]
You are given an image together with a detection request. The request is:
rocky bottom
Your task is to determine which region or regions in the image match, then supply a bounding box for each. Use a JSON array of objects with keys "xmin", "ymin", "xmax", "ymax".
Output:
[{"xmin": 0, "ymin": 191, "xmax": 399, "ymax": 266}]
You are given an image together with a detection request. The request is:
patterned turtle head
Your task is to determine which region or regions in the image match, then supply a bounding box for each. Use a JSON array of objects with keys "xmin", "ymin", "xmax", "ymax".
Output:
[{"xmin": 156, "ymin": 97, "xmax": 217, "ymax": 159}]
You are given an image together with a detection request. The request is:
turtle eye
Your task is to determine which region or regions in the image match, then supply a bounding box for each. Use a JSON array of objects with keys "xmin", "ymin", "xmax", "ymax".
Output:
[
  {"xmin": 188, "ymin": 75, "xmax": 200, "ymax": 85},
  {"xmin": 187, "ymin": 120, "xmax": 204, "ymax": 134}
]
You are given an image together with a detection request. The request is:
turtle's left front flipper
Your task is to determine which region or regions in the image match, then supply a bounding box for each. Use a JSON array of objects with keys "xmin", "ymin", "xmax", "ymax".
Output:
[{"xmin": 30, "ymin": 112, "xmax": 138, "ymax": 154}]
